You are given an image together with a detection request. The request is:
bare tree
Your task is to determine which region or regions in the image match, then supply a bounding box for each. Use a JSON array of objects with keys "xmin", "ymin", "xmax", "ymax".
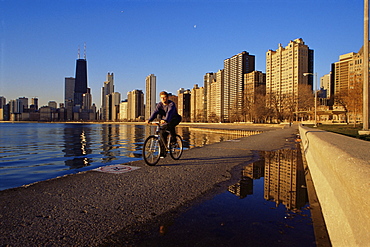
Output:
[
  {"xmin": 298, "ymin": 84, "xmax": 314, "ymax": 121},
  {"xmin": 250, "ymin": 88, "xmax": 268, "ymax": 123},
  {"xmin": 335, "ymin": 91, "xmax": 349, "ymax": 124},
  {"xmin": 347, "ymin": 82, "xmax": 363, "ymax": 126}
]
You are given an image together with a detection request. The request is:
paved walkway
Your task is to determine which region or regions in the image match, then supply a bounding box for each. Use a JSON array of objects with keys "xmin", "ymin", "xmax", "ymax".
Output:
[{"xmin": 0, "ymin": 124, "xmax": 298, "ymax": 246}]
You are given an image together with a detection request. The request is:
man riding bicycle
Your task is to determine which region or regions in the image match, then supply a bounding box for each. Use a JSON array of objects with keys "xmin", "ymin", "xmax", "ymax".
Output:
[{"xmin": 145, "ymin": 91, "xmax": 182, "ymax": 146}]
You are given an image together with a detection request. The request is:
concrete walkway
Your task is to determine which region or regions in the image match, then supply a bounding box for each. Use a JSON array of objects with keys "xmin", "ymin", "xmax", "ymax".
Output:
[{"xmin": 0, "ymin": 124, "xmax": 299, "ymax": 246}]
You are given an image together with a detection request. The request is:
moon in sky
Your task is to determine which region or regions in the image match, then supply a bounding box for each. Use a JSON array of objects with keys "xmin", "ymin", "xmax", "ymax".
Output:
[{"xmin": 194, "ymin": 25, "xmax": 197, "ymax": 28}]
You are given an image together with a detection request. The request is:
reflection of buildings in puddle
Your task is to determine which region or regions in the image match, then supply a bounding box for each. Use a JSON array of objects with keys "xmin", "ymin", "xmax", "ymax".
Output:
[
  {"xmin": 228, "ymin": 159, "xmax": 264, "ymax": 198},
  {"xmin": 264, "ymin": 148, "xmax": 307, "ymax": 210},
  {"xmin": 228, "ymin": 147, "xmax": 308, "ymax": 210},
  {"xmin": 228, "ymin": 177, "xmax": 253, "ymax": 199}
]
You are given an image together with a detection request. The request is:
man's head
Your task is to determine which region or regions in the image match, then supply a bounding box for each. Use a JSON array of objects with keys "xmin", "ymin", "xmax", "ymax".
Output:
[{"xmin": 160, "ymin": 91, "xmax": 169, "ymax": 105}]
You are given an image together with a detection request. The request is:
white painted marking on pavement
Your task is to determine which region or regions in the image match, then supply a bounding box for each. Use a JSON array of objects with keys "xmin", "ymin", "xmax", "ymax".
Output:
[{"xmin": 93, "ymin": 165, "xmax": 140, "ymax": 174}]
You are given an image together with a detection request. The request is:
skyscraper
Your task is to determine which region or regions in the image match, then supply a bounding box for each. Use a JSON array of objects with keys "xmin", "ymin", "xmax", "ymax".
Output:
[
  {"xmin": 190, "ymin": 84, "xmax": 205, "ymax": 122},
  {"xmin": 145, "ymin": 74, "xmax": 156, "ymax": 120},
  {"xmin": 128, "ymin": 89, "xmax": 144, "ymax": 121},
  {"xmin": 177, "ymin": 88, "xmax": 191, "ymax": 122},
  {"xmin": 74, "ymin": 46, "xmax": 88, "ymax": 107},
  {"xmin": 65, "ymin": 77, "xmax": 75, "ymax": 106},
  {"xmin": 223, "ymin": 51, "xmax": 255, "ymax": 122},
  {"xmin": 108, "ymin": 92, "xmax": 121, "ymax": 121},
  {"xmin": 101, "ymin": 72, "xmax": 114, "ymax": 120}
]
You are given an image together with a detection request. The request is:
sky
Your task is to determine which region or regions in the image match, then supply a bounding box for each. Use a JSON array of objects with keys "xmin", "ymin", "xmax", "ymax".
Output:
[{"xmin": 0, "ymin": 0, "xmax": 364, "ymax": 107}]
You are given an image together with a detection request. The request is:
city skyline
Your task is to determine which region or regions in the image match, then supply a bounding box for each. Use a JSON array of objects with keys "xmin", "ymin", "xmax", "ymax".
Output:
[{"xmin": 0, "ymin": 0, "xmax": 364, "ymax": 107}]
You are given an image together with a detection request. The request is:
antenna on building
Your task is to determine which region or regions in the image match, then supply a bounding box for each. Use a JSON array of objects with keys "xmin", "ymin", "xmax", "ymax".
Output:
[
  {"xmin": 84, "ymin": 42, "xmax": 86, "ymax": 60},
  {"xmin": 78, "ymin": 45, "xmax": 80, "ymax": 59}
]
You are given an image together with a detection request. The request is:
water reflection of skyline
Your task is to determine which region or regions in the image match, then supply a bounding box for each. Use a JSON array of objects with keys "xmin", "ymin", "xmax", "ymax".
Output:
[
  {"xmin": 1, "ymin": 123, "xmax": 258, "ymax": 191},
  {"xmin": 60, "ymin": 124, "xmax": 244, "ymax": 170},
  {"xmin": 63, "ymin": 125, "xmax": 92, "ymax": 169},
  {"xmin": 228, "ymin": 146, "xmax": 308, "ymax": 211}
]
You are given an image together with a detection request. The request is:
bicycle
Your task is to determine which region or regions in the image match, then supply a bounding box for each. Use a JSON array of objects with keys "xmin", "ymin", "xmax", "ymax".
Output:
[{"xmin": 142, "ymin": 122, "xmax": 183, "ymax": 166}]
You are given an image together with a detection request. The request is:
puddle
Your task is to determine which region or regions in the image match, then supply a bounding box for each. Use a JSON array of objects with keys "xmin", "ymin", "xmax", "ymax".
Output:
[{"xmin": 133, "ymin": 146, "xmax": 316, "ymax": 246}]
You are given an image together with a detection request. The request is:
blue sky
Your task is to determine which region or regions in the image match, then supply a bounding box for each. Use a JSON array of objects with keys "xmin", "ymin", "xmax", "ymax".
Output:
[{"xmin": 0, "ymin": 0, "xmax": 364, "ymax": 107}]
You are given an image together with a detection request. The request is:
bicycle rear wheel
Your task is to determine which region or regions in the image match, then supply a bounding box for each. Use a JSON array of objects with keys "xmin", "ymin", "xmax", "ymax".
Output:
[
  {"xmin": 143, "ymin": 136, "xmax": 161, "ymax": 166},
  {"xmin": 169, "ymin": 134, "xmax": 183, "ymax": 160}
]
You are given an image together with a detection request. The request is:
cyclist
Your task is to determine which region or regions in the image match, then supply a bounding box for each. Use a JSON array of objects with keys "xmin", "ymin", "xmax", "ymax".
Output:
[{"xmin": 146, "ymin": 91, "xmax": 182, "ymax": 147}]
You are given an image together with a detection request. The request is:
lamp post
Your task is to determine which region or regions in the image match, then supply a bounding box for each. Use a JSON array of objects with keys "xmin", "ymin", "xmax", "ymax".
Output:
[
  {"xmin": 304, "ymin": 72, "xmax": 318, "ymax": 127},
  {"xmin": 363, "ymin": 0, "xmax": 369, "ymax": 131}
]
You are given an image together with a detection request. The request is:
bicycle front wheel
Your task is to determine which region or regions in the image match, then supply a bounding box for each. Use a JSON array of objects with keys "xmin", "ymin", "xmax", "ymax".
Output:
[
  {"xmin": 143, "ymin": 136, "xmax": 161, "ymax": 166},
  {"xmin": 169, "ymin": 135, "xmax": 183, "ymax": 160}
]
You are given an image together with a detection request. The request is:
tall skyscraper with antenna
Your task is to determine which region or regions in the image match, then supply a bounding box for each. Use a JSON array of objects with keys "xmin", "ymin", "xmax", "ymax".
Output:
[{"xmin": 74, "ymin": 44, "xmax": 88, "ymax": 107}]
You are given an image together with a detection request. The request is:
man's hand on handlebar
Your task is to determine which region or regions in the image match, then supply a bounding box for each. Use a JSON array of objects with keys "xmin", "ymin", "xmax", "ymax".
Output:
[{"xmin": 146, "ymin": 120, "xmax": 167, "ymax": 125}]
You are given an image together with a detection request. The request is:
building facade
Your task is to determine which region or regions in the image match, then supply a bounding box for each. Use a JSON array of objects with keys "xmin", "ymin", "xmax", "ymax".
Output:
[
  {"xmin": 74, "ymin": 58, "xmax": 88, "ymax": 107},
  {"xmin": 177, "ymin": 88, "xmax": 191, "ymax": 122},
  {"xmin": 190, "ymin": 84, "xmax": 205, "ymax": 122},
  {"xmin": 64, "ymin": 77, "xmax": 75, "ymax": 107},
  {"xmin": 223, "ymin": 51, "xmax": 255, "ymax": 122},
  {"xmin": 127, "ymin": 89, "xmax": 144, "ymax": 121},
  {"xmin": 206, "ymin": 69, "xmax": 224, "ymax": 122},
  {"xmin": 266, "ymin": 38, "xmax": 314, "ymax": 121},
  {"xmin": 101, "ymin": 72, "xmax": 114, "ymax": 120}
]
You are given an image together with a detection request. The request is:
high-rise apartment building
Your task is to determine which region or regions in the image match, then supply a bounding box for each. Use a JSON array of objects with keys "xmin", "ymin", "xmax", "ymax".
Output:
[
  {"xmin": 127, "ymin": 89, "xmax": 144, "ymax": 121},
  {"xmin": 223, "ymin": 51, "xmax": 255, "ymax": 122},
  {"xmin": 333, "ymin": 44, "xmax": 366, "ymax": 97},
  {"xmin": 145, "ymin": 74, "xmax": 156, "ymax": 120},
  {"xmin": 333, "ymin": 52, "xmax": 355, "ymax": 96},
  {"xmin": 190, "ymin": 84, "xmax": 205, "ymax": 122},
  {"xmin": 244, "ymin": 71, "xmax": 266, "ymax": 104},
  {"xmin": 119, "ymin": 100, "xmax": 128, "ymax": 121},
  {"xmin": 266, "ymin": 38, "xmax": 314, "ymax": 114},
  {"xmin": 206, "ymin": 70, "xmax": 224, "ymax": 122},
  {"xmin": 204, "ymin": 72, "xmax": 216, "ymax": 122},
  {"xmin": 331, "ymin": 43, "xmax": 368, "ymax": 122},
  {"xmin": 177, "ymin": 88, "xmax": 191, "ymax": 122}
]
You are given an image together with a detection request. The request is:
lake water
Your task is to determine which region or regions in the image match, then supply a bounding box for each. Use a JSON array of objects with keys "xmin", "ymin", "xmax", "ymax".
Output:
[{"xmin": 0, "ymin": 122, "xmax": 240, "ymax": 191}]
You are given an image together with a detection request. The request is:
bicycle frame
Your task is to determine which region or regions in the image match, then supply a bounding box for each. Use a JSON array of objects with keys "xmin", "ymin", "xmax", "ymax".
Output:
[
  {"xmin": 152, "ymin": 122, "xmax": 172, "ymax": 151},
  {"xmin": 143, "ymin": 122, "xmax": 183, "ymax": 166}
]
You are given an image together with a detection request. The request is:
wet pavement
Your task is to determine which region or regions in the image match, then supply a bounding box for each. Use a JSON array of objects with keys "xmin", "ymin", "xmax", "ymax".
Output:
[
  {"xmin": 104, "ymin": 147, "xmax": 316, "ymax": 247},
  {"xmin": 0, "ymin": 124, "xmax": 324, "ymax": 246}
]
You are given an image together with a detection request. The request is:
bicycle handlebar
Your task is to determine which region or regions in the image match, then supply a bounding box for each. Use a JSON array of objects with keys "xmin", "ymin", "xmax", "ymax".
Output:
[{"xmin": 147, "ymin": 121, "xmax": 168, "ymax": 126}]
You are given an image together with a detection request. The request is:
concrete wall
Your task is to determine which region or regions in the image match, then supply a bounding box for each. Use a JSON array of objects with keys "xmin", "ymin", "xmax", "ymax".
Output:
[{"xmin": 299, "ymin": 125, "xmax": 370, "ymax": 247}]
